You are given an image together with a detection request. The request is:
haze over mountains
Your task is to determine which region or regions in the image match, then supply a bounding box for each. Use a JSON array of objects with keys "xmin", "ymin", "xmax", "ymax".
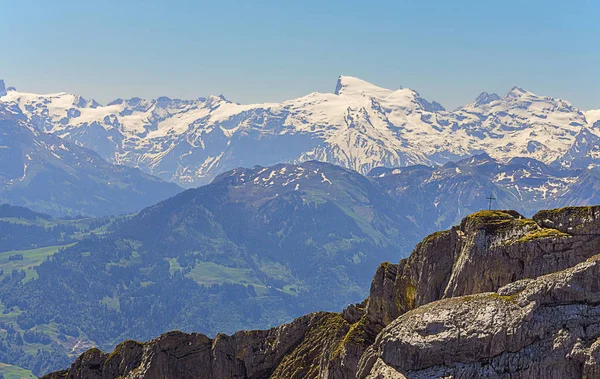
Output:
[
  {"xmin": 2, "ymin": 77, "xmax": 600, "ymax": 187},
  {"xmin": 0, "ymin": 100, "xmax": 181, "ymax": 217},
  {"xmin": 4, "ymin": 156, "xmax": 600, "ymax": 375},
  {"xmin": 3, "ymin": 75, "xmax": 600, "ymax": 377},
  {"xmin": 373, "ymin": 152, "xmax": 600, "ymax": 221},
  {"xmin": 0, "ymin": 161, "xmax": 416, "ymax": 374}
]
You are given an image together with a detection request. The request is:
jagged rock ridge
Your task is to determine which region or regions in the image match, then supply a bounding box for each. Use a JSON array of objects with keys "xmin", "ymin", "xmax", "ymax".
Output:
[{"xmin": 45, "ymin": 205, "xmax": 600, "ymax": 378}]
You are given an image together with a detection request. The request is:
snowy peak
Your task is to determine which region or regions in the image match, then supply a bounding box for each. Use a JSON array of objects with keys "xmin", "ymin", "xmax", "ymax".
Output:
[
  {"xmin": 586, "ymin": 109, "xmax": 600, "ymax": 128},
  {"xmin": 474, "ymin": 92, "xmax": 500, "ymax": 106},
  {"xmin": 503, "ymin": 86, "xmax": 532, "ymax": 100},
  {"xmin": 459, "ymin": 152, "xmax": 496, "ymax": 166},
  {"xmin": 553, "ymin": 126, "xmax": 600, "ymax": 169},
  {"xmin": 334, "ymin": 76, "xmax": 344, "ymax": 95},
  {"xmin": 415, "ymin": 95, "xmax": 445, "ymax": 112},
  {"xmin": 334, "ymin": 75, "xmax": 393, "ymax": 98},
  {"xmin": 334, "ymin": 76, "xmax": 445, "ymax": 113},
  {"xmin": 72, "ymin": 94, "xmax": 100, "ymax": 109},
  {"xmin": 216, "ymin": 161, "xmax": 339, "ymax": 190}
]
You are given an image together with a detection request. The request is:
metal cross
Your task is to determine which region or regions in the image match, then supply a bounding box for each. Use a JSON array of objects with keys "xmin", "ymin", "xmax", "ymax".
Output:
[{"xmin": 486, "ymin": 195, "xmax": 496, "ymax": 210}]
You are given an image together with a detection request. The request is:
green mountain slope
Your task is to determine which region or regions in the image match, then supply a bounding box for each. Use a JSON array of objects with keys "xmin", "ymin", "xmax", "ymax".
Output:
[{"xmin": 0, "ymin": 161, "xmax": 419, "ymax": 376}]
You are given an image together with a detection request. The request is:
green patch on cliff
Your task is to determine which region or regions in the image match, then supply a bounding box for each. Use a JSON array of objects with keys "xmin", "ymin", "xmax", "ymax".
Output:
[
  {"xmin": 537, "ymin": 206, "xmax": 596, "ymax": 217},
  {"xmin": 485, "ymin": 293, "xmax": 518, "ymax": 302},
  {"xmin": 273, "ymin": 313, "xmax": 348, "ymax": 379},
  {"xmin": 413, "ymin": 292, "xmax": 513, "ymax": 316},
  {"xmin": 466, "ymin": 210, "xmax": 515, "ymax": 222},
  {"xmin": 331, "ymin": 315, "xmax": 370, "ymax": 360},
  {"xmin": 516, "ymin": 228, "xmax": 569, "ymax": 243},
  {"xmin": 106, "ymin": 339, "xmax": 143, "ymax": 362},
  {"xmin": 465, "ymin": 210, "xmax": 514, "ymax": 230},
  {"xmin": 397, "ymin": 279, "xmax": 417, "ymax": 313},
  {"xmin": 420, "ymin": 230, "xmax": 451, "ymax": 247},
  {"xmin": 463, "ymin": 210, "xmax": 537, "ymax": 234},
  {"xmin": 343, "ymin": 317, "xmax": 369, "ymax": 346}
]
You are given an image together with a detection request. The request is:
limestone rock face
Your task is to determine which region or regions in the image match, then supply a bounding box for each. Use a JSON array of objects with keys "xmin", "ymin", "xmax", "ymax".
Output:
[
  {"xmin": 389, "ymin": 208, "xmax": 600, "ymax": 320},
  {"xmin": 44, "ymin": 206, "xmax": 600, "ymax": 379},
  {"xmin": 361, "ymin": 255, "xmax": 600, "ymax": 378},
  {"xmin": 533, "ymin": 205, "xmax": 600, "ymax": 235}
]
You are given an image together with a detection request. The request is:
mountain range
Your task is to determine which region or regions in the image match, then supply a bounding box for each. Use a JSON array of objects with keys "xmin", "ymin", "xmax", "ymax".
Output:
[
  {"xmin": 370, "ymin": 153, "xmax": 600, "ymax": 231},
  {"xmin": 3, "ymin": 76, "xmax": 600, "ymax": 377},
  {"xmin": 0, "ymin": 101, "xmax": 181, "ymax": 217},
  {"xmin": 2, "ymin": 77, "xmax": 600, "ymax": 187},
  {"xmin": 4, "ymin": 155, "xmax": 600, "ymax": 375}
]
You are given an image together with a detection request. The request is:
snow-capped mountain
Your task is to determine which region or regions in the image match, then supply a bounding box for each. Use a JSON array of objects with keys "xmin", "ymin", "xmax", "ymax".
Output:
[
  {"xmin": 0, "ymin": 102, "xmax": 181, "ymax": 216},
  {"xmin": 586, "ymin": 109, "xmax": 600, "ymax": 127},
  {"xmin": 0, "ymin": 77, "xmax": 598, "ymax": 187},
  {"xmin": 454, "ymin": 86, "xmax": 587, "ymax": 161}
]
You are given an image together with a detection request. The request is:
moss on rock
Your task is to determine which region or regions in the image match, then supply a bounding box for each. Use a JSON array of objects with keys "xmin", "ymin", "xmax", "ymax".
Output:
[{"xmin": 516, "ymin": 228, "xmax": 570, "ymax": 243}]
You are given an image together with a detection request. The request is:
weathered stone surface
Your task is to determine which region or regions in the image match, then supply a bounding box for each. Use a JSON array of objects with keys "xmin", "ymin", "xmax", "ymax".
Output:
[
  {"xmin": 44, "ymin": 206, "xmax": 600, "ymax": 379},
  {"xmin": 43, "ymin": 313, "xmax": 349, "ymax": 379},
  {"xmin": 533, "ymin": 205, "xmax": 600, "ymax": 235},
  {"xmin": 345, "ymin": 209, "xmax": 600, "ymax": 377},
  {"xmin": 361, "ymin": 255, "xmax": 600, "ymax": 378},
  {"xmin": 364, "ymin": 261, "xmax": 401, "ymax": 327},
  {"xmin": 364, "ymin": 358, "xmax": 406, "ymax": 379}
]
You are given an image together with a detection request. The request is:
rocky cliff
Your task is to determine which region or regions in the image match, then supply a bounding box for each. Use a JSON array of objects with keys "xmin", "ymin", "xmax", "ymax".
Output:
[{"xmin": 43, "ymin": 206, "xmax": 600, "ymax": 378}]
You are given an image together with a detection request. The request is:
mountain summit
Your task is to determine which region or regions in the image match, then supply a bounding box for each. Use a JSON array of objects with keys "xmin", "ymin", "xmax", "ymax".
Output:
[
  {"xmin": 474, "ymin": 91, "xmax": 500, "ymax": 106},
  {"xmin": 0, "ymin": 77, "xmax": 598, "ymax": 187},
  {"xmin": 334, "ymin": 75, "xmax": 395, "ymax": 97}
]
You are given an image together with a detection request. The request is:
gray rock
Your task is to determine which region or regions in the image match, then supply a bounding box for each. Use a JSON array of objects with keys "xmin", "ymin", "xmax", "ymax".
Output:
[{"xmin": 362, "ymin": 255, "xmax": 600, "ymax": 378}]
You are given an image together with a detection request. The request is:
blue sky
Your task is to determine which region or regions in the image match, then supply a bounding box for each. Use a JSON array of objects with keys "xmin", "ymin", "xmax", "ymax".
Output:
[{"xmin": 2, "ymin": 0, "xmax": 599, "ymax": 109}]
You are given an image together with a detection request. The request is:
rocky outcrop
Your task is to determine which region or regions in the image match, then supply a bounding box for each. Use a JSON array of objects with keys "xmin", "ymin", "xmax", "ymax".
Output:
[
  {"xmin": 44, "ymin": 206, "xmax": 600, "ymax": 379},
  {"xmin": 44, "ymin": 312, "xmax": 351, "ymax": 379},
  {"xmin": 360, "ymin": 255, "xmax": 600, "ymax": 378},
  {"xmin": 375, "ymin": 208, "xmax": 600, "ymax": 324},
  {"xmin": 325, "ymin": 207, "xmax": 600, "ymax": 378}
]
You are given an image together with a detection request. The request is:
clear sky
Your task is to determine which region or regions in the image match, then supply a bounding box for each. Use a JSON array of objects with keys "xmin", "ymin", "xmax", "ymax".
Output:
[{"xmin": 2, "ymin": 0, "xmax": 599, "ymax": 110}]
